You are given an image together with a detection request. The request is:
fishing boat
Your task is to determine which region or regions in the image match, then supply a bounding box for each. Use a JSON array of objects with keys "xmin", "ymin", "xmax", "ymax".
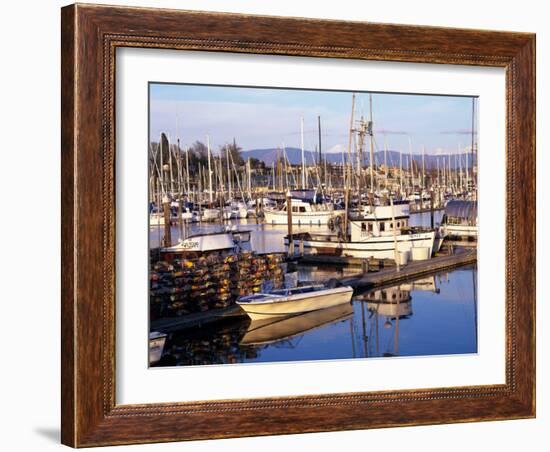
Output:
[
  {"xmin": 236, "ymin": 284, "xmax": 353, "ymax": 320},
  {"xmin": 289, "ymin": 201, "xmax": 442, "ymax": 259},
  {"xmin": 439, "ymin": 200, "xmax": 478, "ymax": 238},
  {"xmin": 149, "ymin": 331, "xmax": 167, "ymax": 365},
  {"xmin": 264, "ymin": 198, "xmax": 344, "ymax": 226}
]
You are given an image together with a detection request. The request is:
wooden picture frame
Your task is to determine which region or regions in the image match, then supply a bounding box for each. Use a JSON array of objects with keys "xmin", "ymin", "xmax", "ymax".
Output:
[{"xmin": 61, "ymin": 3, "xmax": 535, "ymax": 447}]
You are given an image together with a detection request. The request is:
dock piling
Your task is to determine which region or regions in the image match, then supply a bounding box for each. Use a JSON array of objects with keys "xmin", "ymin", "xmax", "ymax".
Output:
[{"xmin": 286, "ymin": 193, "xmax": 294, "ymax": 256}]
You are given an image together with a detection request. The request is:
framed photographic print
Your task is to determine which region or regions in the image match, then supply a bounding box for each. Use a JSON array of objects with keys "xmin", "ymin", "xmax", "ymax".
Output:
[{"xmin": 61, "ymin": 3, "xmax": 535, "ymax": 447}]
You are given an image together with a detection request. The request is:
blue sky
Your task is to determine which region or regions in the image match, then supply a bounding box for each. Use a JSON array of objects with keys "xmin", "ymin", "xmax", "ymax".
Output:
[{"xmin": 149, "ymin": 83, "xmax": 477, "ymax": 155}]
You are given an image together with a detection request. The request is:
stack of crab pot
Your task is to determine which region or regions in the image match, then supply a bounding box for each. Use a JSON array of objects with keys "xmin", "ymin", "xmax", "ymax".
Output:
[{"xmin": 149, "ymin": 252, "xmax": 286, "ymax": 321}]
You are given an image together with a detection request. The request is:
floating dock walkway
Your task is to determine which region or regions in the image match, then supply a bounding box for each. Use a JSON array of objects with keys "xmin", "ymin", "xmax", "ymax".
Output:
[
  {"xmin": 337, "ymin": 249, "xmax": 477, "ymax": 291},
  {"xmin": 151, "ymin": 250, "xmax": 476, "ymax": 333},
  {"xmin": 151, "ymin": 305, "xmax": 245, "ymax": 333}
]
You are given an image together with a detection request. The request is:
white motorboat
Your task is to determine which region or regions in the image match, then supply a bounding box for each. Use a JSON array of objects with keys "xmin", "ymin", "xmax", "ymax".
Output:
[
  {"xmin": 289, "ymin": 201, "xmax": 442, "ymax": 259},
  {"xmin": 236, "ymin": 284, "xmax": 353, "ymax": 320},
  {"xmin": 161, "ymin": 229, "xmax": 251, "ymax": 255},
  {"xmin": 149, "ymin": 331, "xmax": 167, "ymax": 365},
  {"xmin": 200, "ymin": 208, "xmax": 220, "ymax": 222},
  {"xmin": 149, "ymin": 212, "xmax": 166, "ymax": 227},
  {"xmin": 230, "ymin": 202, "xmax": 248, "ymax": 219},
  {"xmin": 264, "ymin": 198, "xmax": 344, "ymax": 226}
]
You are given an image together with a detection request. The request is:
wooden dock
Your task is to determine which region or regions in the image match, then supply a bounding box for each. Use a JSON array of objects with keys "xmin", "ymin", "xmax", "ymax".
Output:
[
  {"xmin": 337, "ymin": 249, "xmax": 477, "ymax": 291},
  {"xmin": 151, "ymin": 304, "xmax": 246, "ymax": 333},
  {"xmin": 297, "ymin": 254, "xmax": 396, "ymax": 268}
]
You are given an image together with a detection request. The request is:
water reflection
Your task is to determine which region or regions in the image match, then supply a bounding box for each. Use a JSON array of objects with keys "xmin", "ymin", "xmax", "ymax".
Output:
[
  {"xmin": 153, "ymin": 266, "xmax": 477, "ymax": 366},
  {"xmin": 241, "ymin": 303, "xmax": 354, "ymax": 346}
]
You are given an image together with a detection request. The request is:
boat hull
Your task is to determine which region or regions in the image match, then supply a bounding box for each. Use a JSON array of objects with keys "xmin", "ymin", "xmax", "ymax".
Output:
[
  {"xmin": 442, "ymin": 224, "xmax": 478, "ymax": 238},
  {"xmin": 237, "ymin": 287, "xmax": 353, "ymax": 320},
  {"xmin": 293, "ymin": 231, "xmax": 436, "ymax": 260}
]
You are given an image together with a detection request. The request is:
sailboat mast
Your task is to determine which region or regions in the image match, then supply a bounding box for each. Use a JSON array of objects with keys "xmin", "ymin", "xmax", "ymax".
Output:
[
  {"xmin": 300, "ymin": 117, "xmax": 306, "ymax": 189},
  {"xmin": 247, "ymin": 157, "xmax": 252, "ymax": 199},
  {"xmin": 399, "ymin": 150, "xmax": 403, "ymax": 193},
  {"xmin": 471, "ymin": 97, "xmax": 476, "ymax": 189},
  {"xmin": 384, "ymin": 136, "xmax": 388, "ymax": 189},
  {"xmin": 368, "ymin": 94, "xmax": 375, "ymax": 197},
  {"xmin": 185, "ymin": 146, "xmax": 190, "ymax": 196},
  {"xmin": 226, "ymin": 144, "xmax": 232, "ymax": 200},
  {"xmin": 206, "ymin": 135, "xmax": 213, "ymax": 204},
  {"xmin": 421, "ymin": 145, "xmax": 426, "ymax": 191},
  {"xmin": 318, "ymin": 115, "xmax": 323, "ymax": 189},
  {"xmin": 408, "ymin": 137, "xmax": 413, "ymax": 191}
]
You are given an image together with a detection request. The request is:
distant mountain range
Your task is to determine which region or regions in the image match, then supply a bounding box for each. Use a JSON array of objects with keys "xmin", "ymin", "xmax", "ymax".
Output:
[{"xmin": 241, "ymin": 147, "xmax": 474, "ymax": 170}]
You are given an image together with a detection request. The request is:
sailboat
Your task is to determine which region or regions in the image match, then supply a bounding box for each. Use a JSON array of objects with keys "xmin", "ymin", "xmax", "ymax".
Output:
[{"xmin": 264, "ymin": 197, "xmax": 344, "ymax": 225}]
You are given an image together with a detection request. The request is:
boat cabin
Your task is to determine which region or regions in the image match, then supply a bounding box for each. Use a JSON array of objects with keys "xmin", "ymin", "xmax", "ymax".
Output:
[
  {"xmin": 279, "ymin": 198, "xmax": 333, "ymax": 213},
  {"xmin": 441, "ymin": 200, "xmax": 477, "ymax": 227},
  {"xmin": 349, "ymin": 202, "xmax": 410, "ymax": 240}
]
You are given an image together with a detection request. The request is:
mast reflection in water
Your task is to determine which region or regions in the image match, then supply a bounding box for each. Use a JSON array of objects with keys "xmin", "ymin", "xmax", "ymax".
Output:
[{"xmin": 153, "ymin": 265, "xmax": 478, "ymax": 367}]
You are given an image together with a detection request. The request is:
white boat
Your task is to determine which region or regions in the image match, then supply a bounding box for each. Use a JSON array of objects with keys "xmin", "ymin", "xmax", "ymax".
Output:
[
  {"xmin": 201, "ymin": 208, "xmax": 220, "ymax": 222},
  {"xmin": 149, "ymin": 212, "xmax": 166, "ymax": 227},
  {"xmin": 264, "ymin": 198, "xmax": 344, "ymax": 225},
  {"xmin": 149, "ymin": 331, "xmax": 167, "ymax": 365},
  {"xmin": 236, "ymin": 285, "xmax": 353, "ymax": 320},
  {"xmin": 289, "ymin": 201, "xmax": 442, "ymax": 259},
  {"xmin": 161, "ymin": 229, "xmax": 252, "ymax": 254},
  {"xmin": 230, "ymin": 202, "xmax": 248, "ymax": 219},
  {"xmin": 440, "ymin": 200, "xmax": 478, "ymax": 238}
]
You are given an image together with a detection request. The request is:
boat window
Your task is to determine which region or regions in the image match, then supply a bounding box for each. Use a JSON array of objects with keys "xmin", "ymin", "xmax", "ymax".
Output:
[
  {"xmin": 396, "ymin": 221, "xmax": 400, "ymax": 228},
  {"xmin": 361, "ymin": 223, "xmax": 367, "ymax": 231},
  {"xmin": 368, "ymin": 223, "xmax": 373, "ymax": 232},
  {"xmin": 282, "ymin": 206, "xmax": 286, "ymax": 212},
  {"xmin": 299, "ymin": 206, "xmax": 307, "ymax": 213},
  {"xmin": 390, "ymin": 223, "xmax": 393, "ymax": 229},
  {"xmin": 380, "ymin": 222, "xmax": 385, "ymax": 232},
  {"xmin": 292, "ymin": 207, "xmax": 299, "ymax": 213}
]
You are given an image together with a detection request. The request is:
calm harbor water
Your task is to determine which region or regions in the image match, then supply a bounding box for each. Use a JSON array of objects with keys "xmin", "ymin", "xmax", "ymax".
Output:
[
  {"xmin": 153, "ymin": 265, "xmax": 477, "ymax": 366},
  {"xmin": 151, "ymin": 211, "xmax": 477, "ymax": 367}
]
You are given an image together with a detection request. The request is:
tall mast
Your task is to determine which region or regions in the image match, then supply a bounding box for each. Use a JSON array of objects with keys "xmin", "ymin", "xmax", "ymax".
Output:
[
  {"xmin": 408, "ymin": 137, "xmax": 413, "ymax": 190},
  {"xmin": 167, "ymin": 136, "xmax": 174, "ymax": 195},
  {"xmin": 399, "ymin": 150, "xmax": 403, "ymax": 193},
  {"xmin": 368, "ymin": 94, "xmax": 374, "ymax": 197},
  {"xmin": 318, "ymin": 115, "xmax": 323, "ymax": 187},
  {"xmin": 458, "ymin": 144, "xmax": 463, "ymax": 191},
  {"xmin": 471, "ymin": 97, "xmax": 476, "ymax": 189},
  {"xmin": 159, "ymin": 134, "xmax": 164, "ymax": 195},
  {"xmin": 185, "ymin": 146, "xmax": 190, "ymax": 196},
  {"xmin": 300, "ymin": 116, "xmax": 306, "ymax": 189},
  {"xmin": 465, "ymin": 149, "xmax": 469, "ymax": 192},
  {"xmin": 384, "ymin": 136, "xmax": 388, "ymax": 189},
  {"xmin": 421, "ymin": 145, "xmax": 426, "ymax": 191},
  {"xmin": 347, "ymin": 94, "xmax": 356, "ymax": 191},
  {"xmin": 206, "ymin": 135, "xmax": 213, "ymax": 204},
  {"xmin": 344, "ymin": 94, "xmax": 356, "ymax": 241},
  {"xmin": 226, "ymin": 144, "xmax": 232, "ymax": 200},
  {"xmin": 247, "ymin": 157, "xmax": 252, "ymax": 199}
]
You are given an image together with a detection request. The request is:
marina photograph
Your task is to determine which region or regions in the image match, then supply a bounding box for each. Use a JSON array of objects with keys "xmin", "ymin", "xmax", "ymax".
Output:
[{"xmin": 148, "ymin": 83, "xmax": 479, "ymax": 367}]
